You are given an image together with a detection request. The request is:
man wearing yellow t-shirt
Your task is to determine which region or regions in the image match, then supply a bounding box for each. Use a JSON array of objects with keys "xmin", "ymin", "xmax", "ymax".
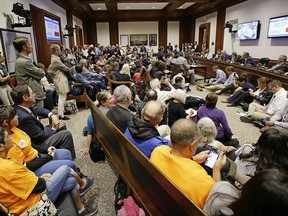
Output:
[{"xmin": 151, "ymin": 119, "xmax": 226, "ymax": 208}]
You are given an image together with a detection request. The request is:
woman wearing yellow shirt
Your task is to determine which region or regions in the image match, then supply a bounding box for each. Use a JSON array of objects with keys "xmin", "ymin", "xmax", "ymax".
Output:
[{"xmin": 0, "ymin": 105, "xmax": 93, "ymax": 196}]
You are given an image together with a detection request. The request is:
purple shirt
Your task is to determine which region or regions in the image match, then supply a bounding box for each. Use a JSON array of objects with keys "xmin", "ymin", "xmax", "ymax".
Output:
[{"xmin": 197, "ymin": 106, "xmax": 233, "ymax": 139}]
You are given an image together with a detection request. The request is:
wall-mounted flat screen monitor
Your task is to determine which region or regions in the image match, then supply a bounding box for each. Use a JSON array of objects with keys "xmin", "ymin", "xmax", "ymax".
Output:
[
  {"xmin": 237, "ymin": 20, "xmax": 260, "ymax": 40},
  {"xmin": 44, "ymin": 16, "xmax": 61, "ymax": 42},
  {"xmin": 267, "ymin": 15, "xmax": 288, "ymax": 38}
]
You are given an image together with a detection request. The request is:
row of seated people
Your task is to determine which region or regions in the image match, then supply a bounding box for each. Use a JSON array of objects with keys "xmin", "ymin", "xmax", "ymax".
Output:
[
  {"xmin": 200, "ymin": 48, "xmax": 288, "ymax": 74},
  {"xmin": 82, "ymin": 82, "xmax": 288, "ymax": 215},
  {"xmin": 0, "ymin": 84, "xmax": 98, "ymax": 215},
  {"xmin": 198, "ymin": 64, "xmax": 288, "ymax": 135}
]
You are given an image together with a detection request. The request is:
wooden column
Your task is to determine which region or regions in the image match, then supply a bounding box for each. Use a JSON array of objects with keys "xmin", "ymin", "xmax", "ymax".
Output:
[
  {"xmin": 66, "ymin": 10, "xmax": 74, "ymax": 48},
  {"xmin": 215, "ymin": 6, "xmax": 226, "ymax": 53},
  {"xmin": 109, "ymin": 20, "xmax": 119, "ymax": 45},
  {"xmin": 158, "ymin": 20, "xmax": 167, "ymax": 48},
  {"xmin": 180, "ymin": 16, "xmax": 195, "ymax": 45},
  {"xmin": 83, "ymin": 18, "xmax": 97, "ymax": 45}
]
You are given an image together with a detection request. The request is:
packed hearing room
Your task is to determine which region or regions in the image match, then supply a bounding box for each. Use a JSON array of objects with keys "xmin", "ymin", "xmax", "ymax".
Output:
[{"xmin": 0, "ymin": 0, "xmax": 288, "ymax": 215}]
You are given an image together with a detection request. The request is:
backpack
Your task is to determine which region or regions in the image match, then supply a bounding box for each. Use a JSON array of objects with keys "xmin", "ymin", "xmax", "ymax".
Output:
[
  {"xmin": 64, "ymin": 99, "xmax": 78, "ymax": 114},
  {"xmin": 117, "ymin": 196, "xmax": 145, "ymax": 216},
  {"xmin": 114, "ymin": 177, "xmax": 128, "ymax": 211},
  {"xmin": 89, "ymin": 137, "xmax": 105, "ymax": 162}
]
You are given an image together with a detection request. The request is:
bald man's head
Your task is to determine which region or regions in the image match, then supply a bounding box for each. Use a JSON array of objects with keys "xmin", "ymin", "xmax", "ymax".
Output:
[
  {"xmin": 142, "ymin": 100, "xmax": 164, "ymax": 126},
  {"xmin": 171, "ymin": 119, "xmax": 200, "ymax": 147}
]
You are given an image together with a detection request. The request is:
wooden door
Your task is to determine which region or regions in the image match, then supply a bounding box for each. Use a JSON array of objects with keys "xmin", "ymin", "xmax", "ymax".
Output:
[{"xmin": 198, "ymin": 23, "xmax": 210, "ymax": 52}]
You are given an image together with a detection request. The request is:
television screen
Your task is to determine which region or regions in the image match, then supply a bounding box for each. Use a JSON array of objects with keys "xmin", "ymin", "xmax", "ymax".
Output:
[
  {"xmin": 267, "ymin": 15, "xmax": 288, "ymax": 38},
  {"xmin": 44, "ymin": 16, "xmax": 61, "ymax": 41},
  {"xmin": 237, "ymin": 20, "xmax": 260, "ymax": 40}
]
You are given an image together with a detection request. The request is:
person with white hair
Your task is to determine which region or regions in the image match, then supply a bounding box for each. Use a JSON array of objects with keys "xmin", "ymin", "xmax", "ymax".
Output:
[
  {"xmin": 106, "ymin": 85, "xmax": 133, "ymax": 132},
  {"xmin": 197, "ymin": 117, "xmax": 236, "ymax": 160},
  {"xmin": 167, "ymin": 89, "xmax": 194, "ymax": 127}
]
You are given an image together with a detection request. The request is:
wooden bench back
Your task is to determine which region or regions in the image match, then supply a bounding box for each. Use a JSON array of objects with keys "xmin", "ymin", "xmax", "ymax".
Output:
[
  {"xmin": 106, "ymin": 68, "xmax": 132, "ymax": 94},
  {"xmin": 88, "ymin": 97, "xmax": 206, "ymax": 216}
]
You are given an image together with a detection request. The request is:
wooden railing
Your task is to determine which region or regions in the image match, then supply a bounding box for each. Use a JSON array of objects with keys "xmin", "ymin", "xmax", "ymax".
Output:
[
  {"xmin": 193, "ymin": 57, "xmax": 288, "ymax": 89},
  {"xmin": 88, "ymin": 97, "xmax": 206, "ymax": 216}
]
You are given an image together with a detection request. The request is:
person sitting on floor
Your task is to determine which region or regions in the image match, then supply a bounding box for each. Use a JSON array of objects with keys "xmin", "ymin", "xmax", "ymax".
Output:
[
  {"xmin": 222, "ymin": 76, "xmax": 255, "ymax": 107},
  {"xmin": 197, "ymin": 117, "xmax": 237, "ymax": 160},
  {"xmin": 226, "ymin": 76, "xmax": 272, "ymax": 110},
  {"xmin": 11, "ymin": 85, "xmax": 77, "ymax": 159},
  {"xmin": 234, "ymin": 127, "xmax": 288, "ymax": 179},
  {"xmin": 197, "ymin": 93, "xmax": 235, "ymax": 146},
  {"xmin": 206, "ymin": 66, "xmax": 238, "ymax": 93},
  {"xmin": 0, "ymin": 126, "xmax": 99, "ymax": 216},
  {"xmin": 124, "ymin": 100, "xmax": 171, "ymax": 158},
  {"xmin": 198, "ymin": 65, "xmax": 226, "ymax": 91},
  {"xmin": 240, "ymin": 80, "xmax": 287, "ymax": 123},
  {"xmin": 151, "ymin": 119, "xmax": 226, "ymax": 208},
  {"xmin": 261, "ymin": 100, "xmax": 288, "ymax": 139}
]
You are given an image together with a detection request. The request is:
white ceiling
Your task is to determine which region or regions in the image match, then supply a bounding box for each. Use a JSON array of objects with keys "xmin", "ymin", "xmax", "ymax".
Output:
[
  {"xmin": 89, "ymin": 2, "xmax": 196, "ymax": 11},
  {"xmin": 89, "ymin": 3, "xmax": 107, "ymax": 11}
]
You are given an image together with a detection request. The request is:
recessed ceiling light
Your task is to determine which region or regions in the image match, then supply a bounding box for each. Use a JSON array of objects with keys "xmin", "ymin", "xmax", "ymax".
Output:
[
  {"xmin": 98, "ymin": 7, "xmax": 101, "ymax": 9},
  {"xmin": 152, "ymin": 6, "xmax": 155, "ymax": 9},
  {"xmin": 126, "ymin": 6, "xmax": 130, "ymax": 9}
]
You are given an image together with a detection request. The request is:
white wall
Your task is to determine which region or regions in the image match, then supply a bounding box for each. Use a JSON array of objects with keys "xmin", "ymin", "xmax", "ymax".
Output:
[
  {"xmin": 96, "ymin": 22, "xmax": 110, "ymax": 46},
  {"xmin": 167, "ymin": 21, "xmax": 180, "ymax": 48},
  {"xmin": 224, "ymin": 0, "xmax": 288, "ymax": 59},
  {"xmin": 118, "ymin": 21, "xmax": 158, "ymax": 51},
  {"xmin": 0, "ymin": 0, "xmax": 68, "ymax": 62},
  {"xmin": 195, "ymin": 12, "xmax": 217, "ymax": 54}
]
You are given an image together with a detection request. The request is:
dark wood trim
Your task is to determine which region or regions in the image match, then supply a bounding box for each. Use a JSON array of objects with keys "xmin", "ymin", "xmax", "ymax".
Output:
[
  {"xmin": 109, "ymin": 21, "xmax": 119, "ymax": 45},
  {"xmin": 194, "ymin": 57, "xmax": 288, "ymax": 89},
  {"xmin": 180, "ymin": 16, "xmax": 195, "ymax": 45},
  {"xmin": 66, "ymin": 10, "xmax": 74, "ymax": 49},
  {"xmin": 75, "ymin": 25, "xmax": 83, "ymax": 47},
  {"xmin": 215, "ymin": 6, "xmax": 225, "ymax": 53},
  {"xmin": 158, "ymin": 20, "xmax": 167, "ymax": 48},
  {"xmin": 83, "ymin": 18, "xmax": 97, "ymax": 45}
]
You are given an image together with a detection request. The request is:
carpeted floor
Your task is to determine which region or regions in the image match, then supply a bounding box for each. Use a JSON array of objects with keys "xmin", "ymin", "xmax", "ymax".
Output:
[{"xmin": 51, "ymin": 77, "xmax": 261, "ymax": 216}]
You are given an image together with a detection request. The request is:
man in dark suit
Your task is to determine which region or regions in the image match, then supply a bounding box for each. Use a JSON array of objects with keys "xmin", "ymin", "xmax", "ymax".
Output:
[
  {"xmin": 242, "ymin": 52, "xmax": 256, "ymax": 67},
  {"xmin": 11, "ymin": 84, "xmax": 76, "ymax": 159},
  {"xmin": 106, "ymin": 85, "xmax": 133, "ymax": 133}
]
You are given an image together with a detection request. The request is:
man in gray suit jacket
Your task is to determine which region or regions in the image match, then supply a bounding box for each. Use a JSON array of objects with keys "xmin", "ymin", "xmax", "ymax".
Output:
[{"xmin": 13, "ymin": 37, "xmax": 45, "ymax": 108}]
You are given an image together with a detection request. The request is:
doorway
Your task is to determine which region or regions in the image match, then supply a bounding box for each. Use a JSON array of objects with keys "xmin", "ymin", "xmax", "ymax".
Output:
[
  {"xmin": 75, "ymin": 25, "xmax": 83, "ymax": 47},
  {"xmin": 198, "ymin": 23, "xmax": 210, "ymax": 52}
]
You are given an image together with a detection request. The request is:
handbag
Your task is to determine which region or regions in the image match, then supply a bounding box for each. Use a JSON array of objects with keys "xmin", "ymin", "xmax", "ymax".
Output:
[
  {"xmin": 89, "ymin": 137, "xmax": 105, "ymax": 162},
  {"xmin": 20, "ymin": 193, "xmax": 57, "ymax": 216}
]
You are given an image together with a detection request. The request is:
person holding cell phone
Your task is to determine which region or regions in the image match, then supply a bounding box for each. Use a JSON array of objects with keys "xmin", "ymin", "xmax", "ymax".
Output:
[{"xmin": 151, "ymin": 119, "xmax": 227, "ymax": 208}]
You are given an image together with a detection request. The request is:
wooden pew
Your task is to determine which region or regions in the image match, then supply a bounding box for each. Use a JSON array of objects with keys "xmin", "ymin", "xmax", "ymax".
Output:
[{"xmin": 88, "ymin": 97, "xmax": 206, "ymax": 216}]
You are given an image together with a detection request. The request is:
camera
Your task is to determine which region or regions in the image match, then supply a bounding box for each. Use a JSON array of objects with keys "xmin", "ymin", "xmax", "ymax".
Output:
[{"xmin": 11, "ymin": 3, "xmax": 32, "ymax": 28}]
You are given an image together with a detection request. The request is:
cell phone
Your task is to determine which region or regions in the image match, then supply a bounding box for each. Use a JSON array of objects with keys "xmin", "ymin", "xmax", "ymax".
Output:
[{"xmin": 204, "ymin": 149, "xmax": 219, "ymax": 169}]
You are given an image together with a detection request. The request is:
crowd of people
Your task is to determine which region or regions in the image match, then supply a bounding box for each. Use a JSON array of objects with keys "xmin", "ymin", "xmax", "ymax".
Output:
[{"xmin": 0, "ymin": 38, "xmax": 287, "ymax": 215}]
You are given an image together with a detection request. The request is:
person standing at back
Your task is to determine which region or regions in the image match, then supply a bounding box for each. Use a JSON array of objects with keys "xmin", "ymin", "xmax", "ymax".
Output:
[
  {"xmin": 13, "ymin": 37, "xmax": 45, "ymax": 108},
  {"xmin": 47, "ymin": 44, "xmax": 73, "ymax": 120}
]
